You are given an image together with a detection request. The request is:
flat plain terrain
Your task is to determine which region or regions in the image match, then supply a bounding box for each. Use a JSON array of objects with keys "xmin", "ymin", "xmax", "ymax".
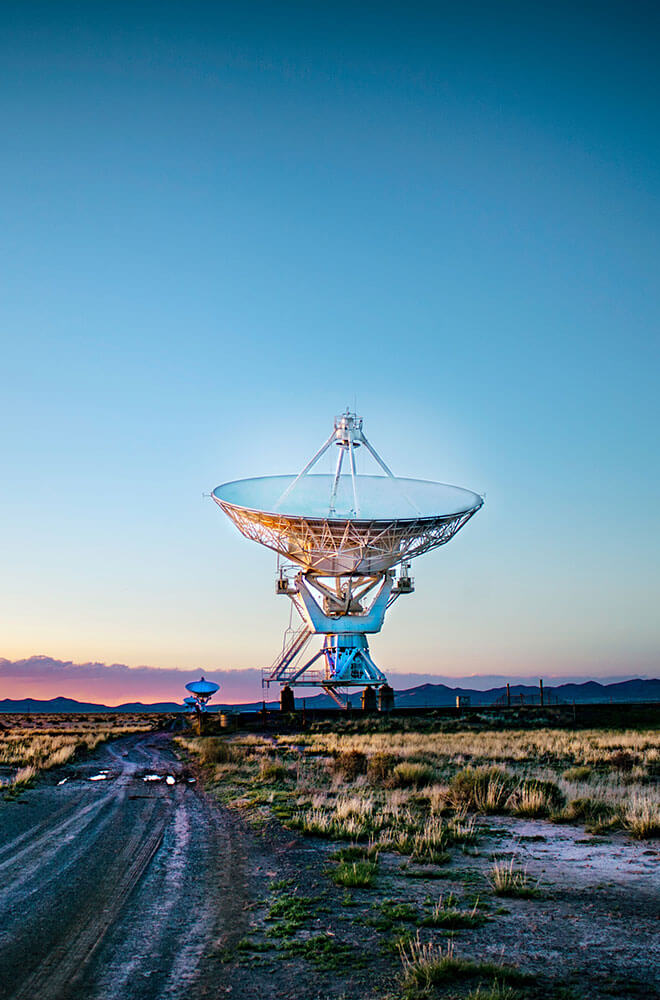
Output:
[{"xmin": 0, "ymin": 716, "xmax": 658, "ymax": 1000}]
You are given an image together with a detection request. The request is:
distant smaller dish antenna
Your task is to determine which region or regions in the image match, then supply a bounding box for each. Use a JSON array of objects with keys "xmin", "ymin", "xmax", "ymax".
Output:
[
  {"xmin": 185, "ymin": 676, "xmax": 220, "ymax": 712},
  {"xmin": 183, "ymin": 695, "xmax": 198, "ymax": 712}
]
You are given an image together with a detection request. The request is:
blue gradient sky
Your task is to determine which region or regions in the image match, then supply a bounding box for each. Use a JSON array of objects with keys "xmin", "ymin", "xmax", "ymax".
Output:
[{"xmin": 1, "ymin": 2, "xmax": 658, "ymax": 699}]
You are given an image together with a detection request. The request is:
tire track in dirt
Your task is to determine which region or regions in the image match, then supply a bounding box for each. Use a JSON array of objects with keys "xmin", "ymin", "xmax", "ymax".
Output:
[
  {"xmin": 10, "ymin": 798, "xmax": 168, "ymax": 1000},
  {"xmin": 0, "ymin": 733, "xmax": 251, "ymax": 1000},
  {"xmin": 0, "ymin": 744, "xmax": 142, "ymax": 916},
  {"xmin": 89, "ymin": 795, "xmax": 195, "ymax": 1000},
  {"xmin": 0, "ymin": 792, "xmax": 117, "ymax": 892},
  {"xmin": 0, "ymin": 791, "xmax": 88, "ymax": 863},
  {"xmin": 90, "ymin": 790, "xmax": 233, "ymax": 1000}
]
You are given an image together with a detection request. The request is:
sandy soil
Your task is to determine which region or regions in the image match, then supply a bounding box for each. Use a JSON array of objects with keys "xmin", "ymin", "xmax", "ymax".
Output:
[{"xmin": 1, "ymin": 733, "xmax": 658, "ymax": 1000}]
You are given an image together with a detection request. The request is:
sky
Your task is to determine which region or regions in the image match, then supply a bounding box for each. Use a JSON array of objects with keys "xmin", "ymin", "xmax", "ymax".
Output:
[{"xmin": 1, "ymin": 2, "xmax": 659, "ymax": 704}]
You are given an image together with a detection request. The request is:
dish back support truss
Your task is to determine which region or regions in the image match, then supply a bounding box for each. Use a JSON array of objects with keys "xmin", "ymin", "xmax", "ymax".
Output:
[{"xmin": 220, "ymin": 502, "xmax": 479, "ymax": 576}]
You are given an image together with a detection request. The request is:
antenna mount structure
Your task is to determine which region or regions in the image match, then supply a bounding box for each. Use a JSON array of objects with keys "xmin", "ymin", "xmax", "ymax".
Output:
[
  {"xmin": 211, "ymin": 411, "xmax": 483, "ymax": 709},
  {"xmin": 185, "ymin": 677, "xmax": 219, "ymax": 713}
]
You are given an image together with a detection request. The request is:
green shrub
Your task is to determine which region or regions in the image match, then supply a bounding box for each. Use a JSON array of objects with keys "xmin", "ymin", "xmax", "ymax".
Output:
[
  {"xmin": 331, "ymin": 859, "xmax": 378, "ymax": 888},
  {"xmin": 421, "ymin": 892, "xmax": 485, "ymax": 929},
  {"xmin": 268, "ymin": 893, "xmax": 312, "ymax": 924},
  {"xmin": 449, "ymin": 767, "xmax": 515, "ymax": 813},
  {"xmin": 331, "ymin": 842, "xmax": 380, "ymax": 862},
  {"xmin": 197, "ymin": 738, "xmax": 234, "ymax": 765},
  {"xmin": 562, "ymin": 766, "xmax": 592, "ymax": 782},
  {"xmin": 557, "ymin": 797, "xmax": 613, "ymax": 823},
  {"xmin": 399, "ymin": 936, "xmax": 525, "ymax": 994},
  {"xmin": 370, "ymin": 899, "xmax": 419, "ymax": 930},
  {"xmin": 259, "ymin": 758, "xmax": 289, "ymax": 782},
  {"xmin": 283, "ymin": 934, "xmax": 360, "ymax": 970},
  {"xmin": 511, "ymin": 778, "xmax": 564, "ymax": 818},
  {"xmin": 334, "ymin": 749, "xmax": 368, "ymax": 779},
  {"xmin": 392, "ymin": 762, "xmax": 435, "ymax": 787},
  {"xmin": 367, "ymin": 752, "xmax": 399, "ymax": 784}
]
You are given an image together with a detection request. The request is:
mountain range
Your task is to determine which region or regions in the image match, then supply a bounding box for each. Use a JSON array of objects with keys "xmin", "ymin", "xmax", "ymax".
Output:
[{"xmin": 0, "ymin": 678, "xmax": 658, "ymax": 713}]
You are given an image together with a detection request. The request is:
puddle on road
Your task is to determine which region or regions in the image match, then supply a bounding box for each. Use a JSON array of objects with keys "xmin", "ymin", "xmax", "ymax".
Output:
[
  {"xmin": 57, "ymin": 778, "xmax": 68, "ymax": 786},
  {"xmin": 143, "ymin": 774, "xmax": 162, "ymax": 782},
  {"xmin": 166, "ymin": 775, "xmax": 175, "ymax": 785},
  {"xmin": 90, "ymin": 774, "xmax": 109, "ymax": 781}
]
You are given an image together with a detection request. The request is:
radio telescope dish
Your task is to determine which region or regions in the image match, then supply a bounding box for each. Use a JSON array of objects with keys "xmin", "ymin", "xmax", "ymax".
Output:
[
  {"xmin": 185, "ymin": 678, "xmax": 219, "ymax": 697},
  {"xmin": 185, "ymin": 677, "xmax": 219, "ymax": 711},
  {"xmin": 210, "ymin": 411, "xmax": 483, "ymax": 707},
  {"xmin": 214, "ymin": 474, "xmax": 481, "ymax": 576}
]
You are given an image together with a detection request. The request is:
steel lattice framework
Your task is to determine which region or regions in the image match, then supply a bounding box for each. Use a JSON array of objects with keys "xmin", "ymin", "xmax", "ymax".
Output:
[{"xmin": 215, "ymin": 501, "xmax": 480, "ymax": 576}]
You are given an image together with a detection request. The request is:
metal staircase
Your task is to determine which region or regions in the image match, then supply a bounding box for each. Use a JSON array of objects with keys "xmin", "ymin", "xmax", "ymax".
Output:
[{"xmin": 263, "ymin": 625, "xmax": 315, "ymax": 687}]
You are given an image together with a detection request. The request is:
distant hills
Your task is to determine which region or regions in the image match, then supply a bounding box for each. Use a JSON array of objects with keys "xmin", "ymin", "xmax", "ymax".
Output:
[
  {"xmin": 0, "ymin": 696, "xmax": 187, "ymax": 714},
  {"xmin": 287, "ymin": 677, "xmax": 660, "ymax": 709},
  {"xmin": 379, "ymin": 678, "xmax": 660, "ymax": 709},
  {"xmin": 0, "ymin": 678, "xmax": 658, "ymax": 713}
]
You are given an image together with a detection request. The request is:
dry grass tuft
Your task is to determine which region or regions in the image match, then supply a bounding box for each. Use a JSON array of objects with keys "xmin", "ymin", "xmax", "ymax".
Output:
[
  {"xmin": 333, "ymin": 749, "xmax": 367, "ymax": 779},
  {"xmin": 466, "ymin": 981, "xmax": 521, "ymax": 1000},
  {"xmin": 259, "ymin": 757, "xmax": 289, "ymax": 782},
  {"xmin": 195, "ymin": 738, "xmax": 235, "ymax": 766},
  {"xmin": 509, "ymin": 778, "xmax": 564, "ymax": 818},
  {"xmin": 562, "ymin": 765, "xmax": 592, "ymax": 782},
  {"xmin": 449, "ymin": 767, "xmax": 515, "ymax": 813},
  {"xmin": 555, "ymin": 796, "xmax": 614, "ymax": 826},
  {"xmin": 367, "ymin": 751, "xmax": 399, "ymax": 784},
  {"xmin": 398, "ymin": 935, "xmax": 522, "ymax": 994},
  {"xmin": 489, "ymin": 858, "xmax": 539, "ymax": 898},
  {"xmin": 392, "ymin": 762, "xmax": 435, "ymax": 788},
  {"xmin": 421, "ymin": 891, "xmax": 484, "ymax": 928},
  {"xmin": 623, "ymin": 793, "xmax": 660, "ymax": 839},
  {"xmin": 11, "ymin": 765, "xmax": 37, "ymax": 788}
]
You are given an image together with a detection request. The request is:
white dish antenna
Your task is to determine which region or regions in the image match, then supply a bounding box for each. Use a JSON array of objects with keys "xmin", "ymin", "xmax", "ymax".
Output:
[
  {"xmin": 211, "ymin": 411, "xmax": 483, "ymax": 707},
  {"xmin": 213, "ymin": 412, "xmax": 482, "ymax": 576}
]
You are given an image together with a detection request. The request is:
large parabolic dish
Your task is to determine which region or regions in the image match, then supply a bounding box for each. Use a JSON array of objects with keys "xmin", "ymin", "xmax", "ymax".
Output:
[
  {"xmin": 210, "ymin": 411, "xmax": 483, "ymax": 706},
  {"xmin": 212, "ymin": 475, "xmax": 482, "ymax": 575}
]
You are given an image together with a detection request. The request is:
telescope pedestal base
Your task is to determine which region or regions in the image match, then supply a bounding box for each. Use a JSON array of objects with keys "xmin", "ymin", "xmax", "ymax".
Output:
[
  {"xmin": 320, "ymin": 633, "xmax": 387, "ymax": 687},
  {"xmin": 265, "ymin": 632, "xmax": 390, "ymax": 709}
]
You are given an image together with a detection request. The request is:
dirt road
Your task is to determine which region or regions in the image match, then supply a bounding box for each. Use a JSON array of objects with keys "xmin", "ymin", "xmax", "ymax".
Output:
[{"xmin": 0, "ymin": 733, "xmax": 250, "ymax": 1000}]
